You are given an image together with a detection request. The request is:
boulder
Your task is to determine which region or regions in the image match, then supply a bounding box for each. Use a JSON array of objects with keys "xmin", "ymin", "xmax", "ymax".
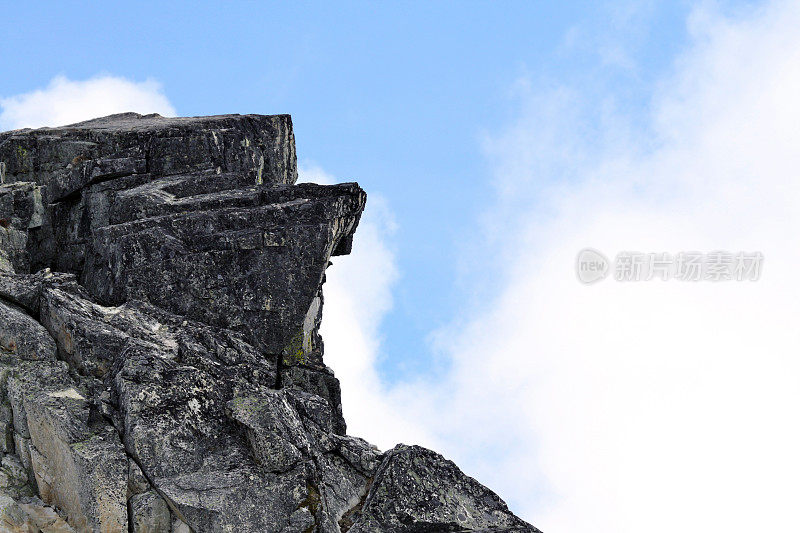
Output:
[
  {"xmin": 0, "ymin": 299, "xmax": 57, "ymax": 361},
  {"xmin": 345, "ymin": 444, "xmax": 540, "ymax": 533}
]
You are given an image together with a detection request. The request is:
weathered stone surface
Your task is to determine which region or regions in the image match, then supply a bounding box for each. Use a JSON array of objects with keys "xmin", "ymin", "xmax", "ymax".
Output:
[
  {"xmin": 226, "ymin": 392, "xmax": 312, "ymax": 472},
  {"xmin": 345, "ymin": 444, "xmax": 540, "ymax": 533},
  {"xmin": 0, "ymin": 181, "xmax": 48, "ymax": 273},
  {"xmin": 0, "ymin": 270, "xmax": 75, "ymax": 317},
  {"xmin": 8, "ymin": 360, "xmax": 128, "ymax": 532},
  {"xmin": 0, "ymin": 494, "xmax": 76, "ymax": 532},
  {"xmin": 126, "ymin": 461, "xmax": 150, "ymax": 498},
  {"xmin": 0, "ymin": 299, "xmax": 57, "ymax": 361},
  {"xmin": 282, "ymin": 364, "xmax": 347, "ymax": 435},
  {"xmin": 171, "ymin": 519, "xmax": 191, "ymax": 533},
  {"xmin": 0, "ymin": 114, "xmax": 536, "ymax": 532},
  {"xmin": 129, "ymin": 490, "xmax": 170, "ymax": 533},
  {"xmin": 0, "ymin": 112, "xmax": 297, "ymax": 202},
  {"xmin": 0, "ymin": 269, "xmax": 58, "ymax": 313},
  {"xmin": 0, "ymin": 272, "xmax": 41, "ymax": 312},
  {"xmin": 0, "ymin": 454, "xmax": 34, "ymax": 500},
  {"xmin": 82, "ymin": 180, "xmax": 365, "ymax": 357},
  {"xmin": 0, "ymin": 403, "xmax": 15, "ymax": 454}
]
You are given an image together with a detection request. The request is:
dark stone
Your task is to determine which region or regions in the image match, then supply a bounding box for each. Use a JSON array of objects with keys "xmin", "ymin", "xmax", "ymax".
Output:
[
  {"xmin": 0, "ymin": 112, "xmax": 297, "ymax": 202},
  {"xmin": 345, "ymin": 445, "xmax": 540, "ymax": 533},
  {"xmin": 82, "ymin": 180, "xmax": 365, "ymax": 357},
  {"xmin": 0, "ymin": 299, "xmax": 56, "ymax": 361},
  {"xmin": 0, "ymin": 181, "xmax": 49, "ymax": 273}
]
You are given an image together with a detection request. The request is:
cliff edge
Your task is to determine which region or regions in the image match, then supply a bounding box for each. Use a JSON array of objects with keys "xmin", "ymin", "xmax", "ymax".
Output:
[{"xmin": 0, "ymin": 113, "xmax": 539, "ymax": 533}]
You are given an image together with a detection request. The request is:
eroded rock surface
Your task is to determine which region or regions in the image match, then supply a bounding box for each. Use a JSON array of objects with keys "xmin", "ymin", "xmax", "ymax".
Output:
[
  {"xmin": 343, "ymin": 445, "xmax": 540, "ymax": 533},
  {"xmin": 0, "ymin": 113, "xmax": 537, "ymax": 532}
]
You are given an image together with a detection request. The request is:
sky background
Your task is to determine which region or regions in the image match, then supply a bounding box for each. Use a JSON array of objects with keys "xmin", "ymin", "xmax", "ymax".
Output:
[
  {"xmin": 0, "ymin": 0, "xmax": 698, "ymax": 381},
  {"xmin": 3, "ymin": 1, "xmax": 799, "ymax": 531}
]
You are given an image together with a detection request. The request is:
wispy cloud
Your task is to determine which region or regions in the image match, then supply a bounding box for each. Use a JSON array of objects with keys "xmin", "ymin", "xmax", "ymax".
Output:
[
  {"xmin": 387, "ymin": 1, "xmax": 800, "ymax": 530},
  {"xmin": 316, "ymin": 1, "xmax": 800, "ymax": 531},
  {"xmin": 0, "ymin": 75, "xmax": 175, "ymax": 130}
]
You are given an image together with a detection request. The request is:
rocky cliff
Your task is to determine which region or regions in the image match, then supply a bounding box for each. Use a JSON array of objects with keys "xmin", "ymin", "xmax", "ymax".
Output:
[{"xmin": 0, "ymin": 113, "xmax": 539, "ymax": 533}]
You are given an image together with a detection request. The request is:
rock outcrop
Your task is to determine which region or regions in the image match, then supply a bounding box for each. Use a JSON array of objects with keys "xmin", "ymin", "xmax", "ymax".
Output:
[{"xmin": 0, "ymin": 113, "xmax": 539, "ymax": 532}]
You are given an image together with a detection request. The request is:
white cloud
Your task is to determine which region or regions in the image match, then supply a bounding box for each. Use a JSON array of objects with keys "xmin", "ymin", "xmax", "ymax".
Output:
[
  {"xmin": 296, "ymin": 164, "xmax": 337, "ymax": 186},
  {"xmin": 312, "ymin": 1, "xmax": 800, "ymax": 532},
  {"xmin": 398, "ymin": 1, "xmax": 800, "ymax": 531},
  {"xmin": 0, "ymin": 75, "xmax": 176, "ymax": 130}
]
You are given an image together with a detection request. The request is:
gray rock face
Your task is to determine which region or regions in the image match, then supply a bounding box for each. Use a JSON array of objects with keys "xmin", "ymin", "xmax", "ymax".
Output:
[
  {"xmin": 0, "ymin": 113, "xmax": 537, "ymax": 532},
  {"xmin": 0, "ymin": 182, "xmax": 47, "ymax": 273},
  {"xmin": 0, "ymin": 113, "xmax": 296, "ymax": 202},
  {"xmin": 0, "ymin": 300, "xmax": 56, "ymax": 361},
  {"xmin": 343, "ymin": 445, "xmax": 540, "ymax": 533}
]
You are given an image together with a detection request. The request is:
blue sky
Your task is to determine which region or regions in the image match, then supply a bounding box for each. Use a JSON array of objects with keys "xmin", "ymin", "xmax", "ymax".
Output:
[
  {"xmin": 2, "ymin": 1, "xmax": 697, "ymax": 380},
  {"xmin": 5, "ymin": 2, "xmax": 799, "ymax": 531}
]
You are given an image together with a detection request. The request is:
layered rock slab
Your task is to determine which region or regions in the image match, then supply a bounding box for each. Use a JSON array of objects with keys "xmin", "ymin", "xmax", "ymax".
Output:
[
  {"xmin": 0, "ymin": 112, "xmax": 297, "ymax": 202},
  {"xmin": 3, "ymin": 357, "xmax": 128, "ymax": 532},
  {"xmin": 83, "ymin": 179, "xmax": 365, "ymax": 357}
]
